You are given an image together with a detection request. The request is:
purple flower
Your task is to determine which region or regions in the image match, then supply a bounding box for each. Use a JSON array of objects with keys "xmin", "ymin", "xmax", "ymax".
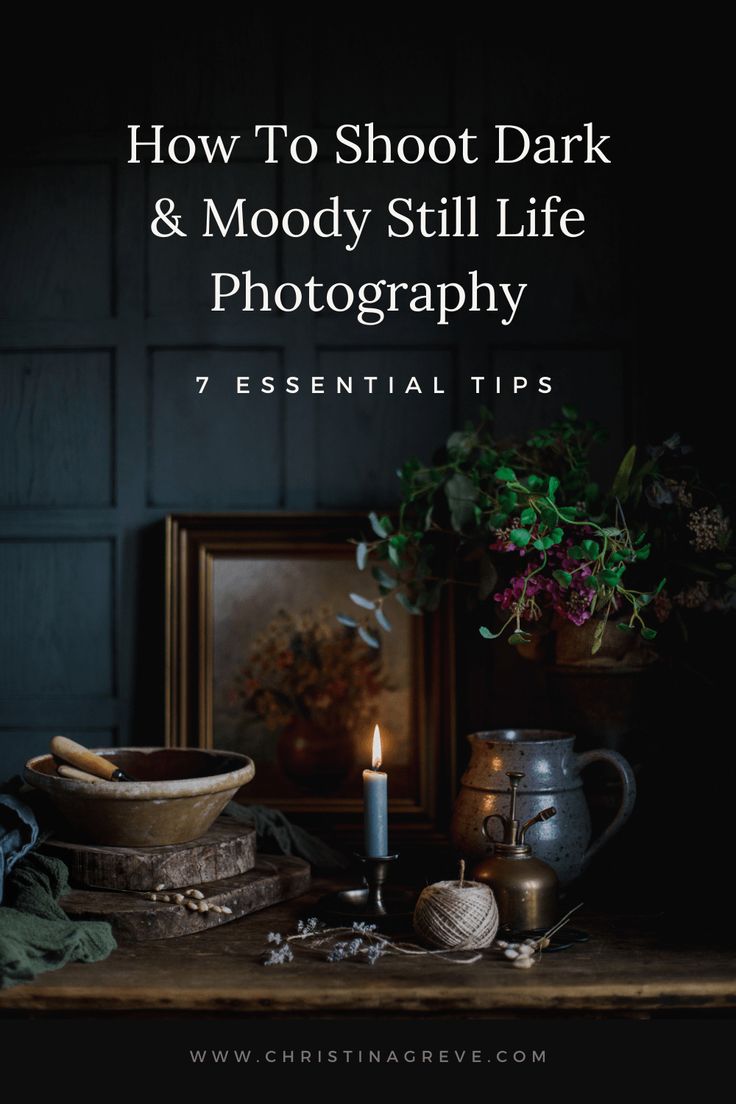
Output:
[
  {"xmin": 493, "ymin": 570, "xmax": 546, "ymax": 621},
  {"xmin": 488, "ymin": 527, "xmax": 602, "ymax": 627}
]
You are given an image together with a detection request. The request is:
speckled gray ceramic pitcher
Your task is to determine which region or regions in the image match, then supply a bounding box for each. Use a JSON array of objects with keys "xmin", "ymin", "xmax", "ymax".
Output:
[{"xmin": 451, "ymin": 730, "xmax": 636, "ymax": 886}]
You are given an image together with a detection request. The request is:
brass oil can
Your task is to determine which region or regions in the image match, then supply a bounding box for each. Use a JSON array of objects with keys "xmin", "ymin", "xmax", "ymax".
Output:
[{"xmin": 471, "ymin": 770, "xmax": 559, "ymax": 935}]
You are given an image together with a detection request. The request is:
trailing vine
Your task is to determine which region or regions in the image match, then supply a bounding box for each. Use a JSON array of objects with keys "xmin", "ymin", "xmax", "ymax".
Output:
[{"xmin": 338, "ymin": 408, "xmax": 732, "ymax": 654}]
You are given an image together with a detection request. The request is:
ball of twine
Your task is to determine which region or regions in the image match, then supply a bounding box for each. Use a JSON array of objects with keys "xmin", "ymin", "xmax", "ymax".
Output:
[{"xmin": 413, "ymin": 867, "xmax": 499, "ymax": 950}]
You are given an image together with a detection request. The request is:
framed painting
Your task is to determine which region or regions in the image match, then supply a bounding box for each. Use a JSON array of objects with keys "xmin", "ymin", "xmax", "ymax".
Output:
[{"xmin": 165, "ymin": 513, "xmax": 455, "ymax": 842}]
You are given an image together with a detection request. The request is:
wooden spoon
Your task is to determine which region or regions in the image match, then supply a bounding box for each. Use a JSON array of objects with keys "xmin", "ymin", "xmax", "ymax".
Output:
[{"xmin": 51, "ymin": 736, "xmax": 136, "ymax": 782}]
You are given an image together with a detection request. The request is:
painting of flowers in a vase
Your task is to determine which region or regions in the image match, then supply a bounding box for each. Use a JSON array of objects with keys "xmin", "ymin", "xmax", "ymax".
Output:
[{"xmin": 212, "ymin": 557, "xmax": 417, "ymax": 804}]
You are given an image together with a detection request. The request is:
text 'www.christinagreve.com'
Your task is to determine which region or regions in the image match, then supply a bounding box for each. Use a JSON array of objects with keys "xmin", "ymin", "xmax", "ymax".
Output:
[{"xmin": 187, "ymin": 1047, "xmax": 547, "ymax": 1066}]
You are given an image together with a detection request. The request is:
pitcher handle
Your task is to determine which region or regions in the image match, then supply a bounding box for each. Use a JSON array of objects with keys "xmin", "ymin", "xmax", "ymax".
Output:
[{"xmin": 577, "ymin": 748, "xmax": 637, "ymax": 864}]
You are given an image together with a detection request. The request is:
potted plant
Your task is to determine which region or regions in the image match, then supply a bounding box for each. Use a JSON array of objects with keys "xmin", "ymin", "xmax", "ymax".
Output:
[{"xmin": 341, "ymin": 406, "xmax": 734, "ymax": 676}]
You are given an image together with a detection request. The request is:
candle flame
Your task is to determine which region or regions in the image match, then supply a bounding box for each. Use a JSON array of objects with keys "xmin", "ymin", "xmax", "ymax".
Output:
[{"xmin": 372, "ymin": 724, "xmax": 382, "ymax": 770}]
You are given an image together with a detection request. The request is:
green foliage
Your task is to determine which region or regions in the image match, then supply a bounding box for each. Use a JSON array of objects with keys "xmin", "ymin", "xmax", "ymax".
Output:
[
  {"xmin": 396, "ymin": 592, "xmax": 422, "ymax": 615},
  {"xmin": 350, "ymin": 593, "xmax": 375, "ymax": 610},
  {"xmin": 600, "ymin": 569, "xmax": 623, "ymax": 586},
  {"xmin": 358, "ymin": 625, "xmax": 380, "ymax": 649},
  {"xmin": 375, "ymin": 607, "xmax": 392, "ymax": 633},
  {"xmin": 388, "ymin": 544, "xmax": 403, "ymax": 568},
  {"xmin": 445, "ymin": 472, "xmax": 479, "ymax": 531},
  {"xmin": 341, "ymin": 407, "xmax": 732, "ymax": 655},
  {"xmin": 478, "ymin": 554, "xmax": 498, "ymax": 600},
  {"xmin": 369, "ymin": 512, "xmax": 393, "ymax": 538},
  {"xmin": 612, "ymin": 445, "xmax": 637, "ymax": 502},
  {"xmin": 592, "ymin": 618, "xmax": 608, "ymax": 655}
]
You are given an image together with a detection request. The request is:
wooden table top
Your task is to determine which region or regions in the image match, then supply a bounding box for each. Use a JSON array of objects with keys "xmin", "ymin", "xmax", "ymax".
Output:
[{"xmin": 2, "ymin": 878, "xmax": 734, "ymax": 1016}]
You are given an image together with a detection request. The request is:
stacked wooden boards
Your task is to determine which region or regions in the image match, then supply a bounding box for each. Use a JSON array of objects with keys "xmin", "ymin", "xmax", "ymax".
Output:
[{"xmin": 42, "ymin": 817, "xmax": 310, "ymax": 941}]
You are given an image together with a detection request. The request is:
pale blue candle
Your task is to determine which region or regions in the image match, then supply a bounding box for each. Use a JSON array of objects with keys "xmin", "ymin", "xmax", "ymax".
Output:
[{"xmin": 363, "ymin": 724, "xmax": 388, "ymax": 856}]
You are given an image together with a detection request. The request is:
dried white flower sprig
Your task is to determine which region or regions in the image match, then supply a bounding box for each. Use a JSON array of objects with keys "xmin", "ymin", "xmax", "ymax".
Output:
[
  {"xmin": 494, "ymin": 903, "xmax": 584, "ymax": 969},
  {"xmin": 262, "ymin": 917, "xmax": 484, "ymax": 967},
  {"xmin": 144, "ymin": 885, "xmax": 233, "ymax": 917}
]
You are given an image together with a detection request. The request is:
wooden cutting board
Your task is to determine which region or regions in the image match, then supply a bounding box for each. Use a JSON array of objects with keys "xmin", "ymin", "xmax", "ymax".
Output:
[
  {"xmin": 41, "ymin": 817, "xmax": 256, "ymax": 891},
  {"xmin": 61, "ymin": 855, "xmax": 311, "ymax": 941}
]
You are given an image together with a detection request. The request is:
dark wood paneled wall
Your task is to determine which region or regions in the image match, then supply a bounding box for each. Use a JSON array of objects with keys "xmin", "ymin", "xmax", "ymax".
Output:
[{"xmin": 0, "ymin": 25, "xmax": 633, "ymax": 778}]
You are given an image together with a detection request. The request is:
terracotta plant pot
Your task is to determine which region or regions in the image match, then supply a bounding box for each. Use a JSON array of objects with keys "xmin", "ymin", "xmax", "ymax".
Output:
[{"xmin": 552, "ymin": 618, "xmax": 657, "ymax": 669}]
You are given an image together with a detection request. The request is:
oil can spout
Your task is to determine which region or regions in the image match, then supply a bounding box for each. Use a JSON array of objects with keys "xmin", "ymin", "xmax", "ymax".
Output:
[{"xmin": 519, "ymin": 806, "xmax": 557, "ymax": 845}]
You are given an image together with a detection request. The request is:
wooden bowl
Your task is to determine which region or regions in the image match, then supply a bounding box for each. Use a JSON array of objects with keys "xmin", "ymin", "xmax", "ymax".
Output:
[{"xmin": 24, "ymin": 747, "xmax": 255, "ymax": 847}]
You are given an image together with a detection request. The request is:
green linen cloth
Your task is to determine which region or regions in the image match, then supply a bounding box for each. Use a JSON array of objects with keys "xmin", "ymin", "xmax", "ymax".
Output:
[
  {"xmin": 0, "ymin": 852, "xmax": 116, "ymax": 990},
  {"xmin": 0, "ymin": 777, "xmax": 340, "ymax": 989}
]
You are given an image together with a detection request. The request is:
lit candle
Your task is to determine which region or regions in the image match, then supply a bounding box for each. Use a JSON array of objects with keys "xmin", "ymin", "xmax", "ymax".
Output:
[{"xmin": 363, "ymin": 724, "xmax": 388, "ymax": 857}]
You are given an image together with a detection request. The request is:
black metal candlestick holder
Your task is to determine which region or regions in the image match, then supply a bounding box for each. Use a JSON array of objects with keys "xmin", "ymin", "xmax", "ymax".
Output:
[{"xmin": 315, "ymin": 853, "xmax": 417, "ymax": 931}]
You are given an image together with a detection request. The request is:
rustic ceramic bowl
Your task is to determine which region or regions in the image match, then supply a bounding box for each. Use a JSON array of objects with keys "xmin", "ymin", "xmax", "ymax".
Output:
[{"xmin": 24, "ymin": 747, "xmax": 255, "ymax": 847}]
